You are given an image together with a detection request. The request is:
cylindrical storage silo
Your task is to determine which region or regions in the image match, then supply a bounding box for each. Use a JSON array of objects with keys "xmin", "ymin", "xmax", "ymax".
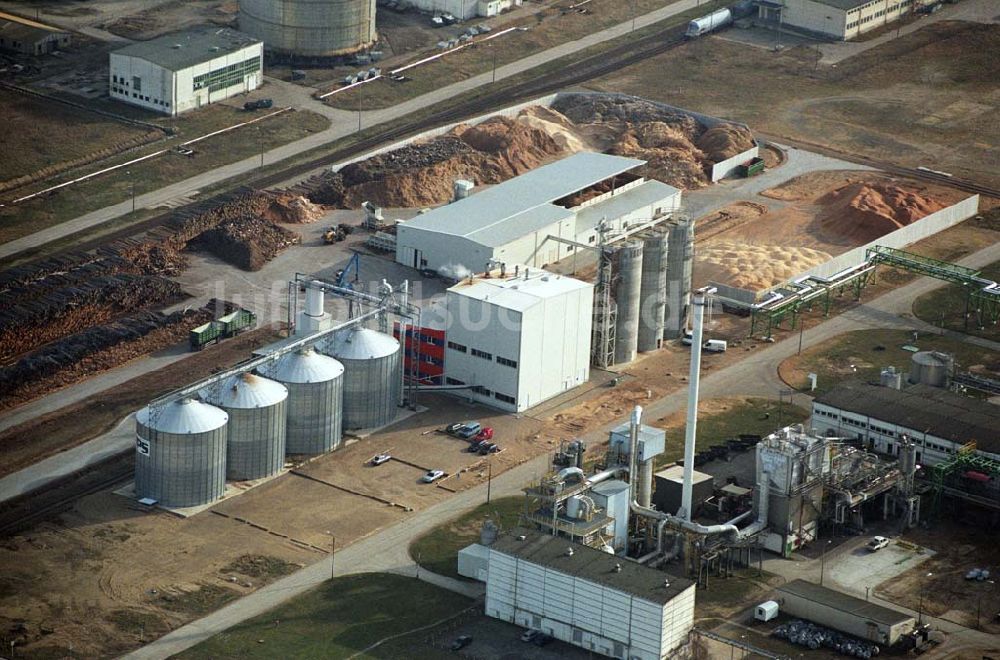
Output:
[
  {"xmin": 664, "ymin": 218, "xmax": 694, "ymax": 339},
  {"xmin": 321, "ymin": 327, "xmax": 400, "ymax": 429},
  {"xmin": 638, "ymin": 229, "xmax": 669, "ymax": 352},
  {"xmin": 239, "ymin": 0, "xmax": 377, "ymax": 58},
  {"xmin": 135, "ymin": 398, "xmax": 228, "ymax": 508},
  {"xmin": 261, "ymin": 346, "xmax": 345, "ymax": 455},
  {"xmin": 613, "ymin": 241, "xmax": 643, "ymax": 365},
  {"xmin": 202, "ymin": 373, "xmax": 288, "ymax": 481},
  {"xmin": 909, "ymin": 351, "xmax": 952, "ymax": 388}
]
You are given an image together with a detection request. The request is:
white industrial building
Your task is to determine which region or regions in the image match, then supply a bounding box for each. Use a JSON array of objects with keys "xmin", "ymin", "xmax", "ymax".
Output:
[
  {"xmin": 394, "ymin": 152, "xmax": 682, "ymax": 274},
  {"xmin": 757, "ymin": 0, "xmax": 920, "ymax": 41},
  {"xmin": 408, "ymin": 0, "xmax": 521, "ymax": 20},
  {"xmin": 109, "ymin": 27, "xmax": 263, "ymax": 115},
  {"xmin": 811, "ymin": 381, "xmax": 999, "ymax": 465},
  {"xmin": 485, "ymin": 530, "xmax": 696, "ymax": 659},
  {"xmin": 442, "ymin": 267, "xmax": 593, "ymax": 412}
]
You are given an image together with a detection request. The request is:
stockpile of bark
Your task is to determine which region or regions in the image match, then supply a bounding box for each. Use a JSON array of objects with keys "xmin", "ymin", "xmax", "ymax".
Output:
[
  {"xmin": 192, "ymin": 215, "xmax": 301, "ymax": 271},
  {"xmin": 0, "ymin": 307, "xmax": 216, "ymax": 409}
]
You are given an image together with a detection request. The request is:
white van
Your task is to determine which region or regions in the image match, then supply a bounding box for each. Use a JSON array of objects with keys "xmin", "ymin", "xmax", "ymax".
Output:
[{"xmin": 703, "ymin": 339, "xmax": 727, "ymax": 353}]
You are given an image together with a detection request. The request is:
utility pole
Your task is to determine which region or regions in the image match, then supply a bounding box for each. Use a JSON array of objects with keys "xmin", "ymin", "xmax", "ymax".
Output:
[
  {"xmin": 491, "ymin": 45, "xmax": 497, "ymax": 84},
  {"xmin": 126, "ymin": 170, "xmax": 135, "ymax": 212},
  {"xmin": 328, "ymin": 532, "xmax": 336, "ymax": 579},
  {"xmin": 258, "ymin": 126, "xmax": 264, "ymax": 168},
  {"xmin": 486, "ymin": 460, "xmax": 493, "ymax": 504},
  {"xmin": 797, "ymin": 318, "xmax": 805, "ymax": 354}
]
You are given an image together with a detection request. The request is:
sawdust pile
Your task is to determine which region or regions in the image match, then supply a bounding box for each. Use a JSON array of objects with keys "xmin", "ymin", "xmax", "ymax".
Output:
[
  {"xmin": 818, "ymin": 181, "xmax": 947, "ymax": 243},
  {"xmin": 700, "ymin": 242, "xmax": 832, "ymax": 290},
  {"xmin": 261, "ymin": 192, "xmax": 326, "ymax": 224}
]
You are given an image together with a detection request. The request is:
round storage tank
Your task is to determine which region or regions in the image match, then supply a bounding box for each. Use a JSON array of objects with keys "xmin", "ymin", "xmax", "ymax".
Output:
[
  {"xmin": 262, "ymin": 346, "xmax": 345, "ymax": 455},
  {"xmin": 909, "ymin": 351, "xmax": 953, "ymax": 388},
  {"xmin": 239, "ymin": 0, "xmax": 377, "ymax": 58},
  {"xmin": 203, "ymin": 373, "xmax": 288, "ymax": 481},
  {"xmin": 321, "ymin": 327, "xmax": 400, "ymax": 429},
  {"xmin": 135, "ymin": 398, "xmax": 228, "ymax": 508}
]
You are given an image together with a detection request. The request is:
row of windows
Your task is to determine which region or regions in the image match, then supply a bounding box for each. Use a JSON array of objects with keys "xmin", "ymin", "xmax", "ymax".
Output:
[
  {"xmin": 443, "ymin": 377, "xmax": 515, "ymax": 405},
  {"xmin": 405, "ymin": 351, "xmax": 443, "ymax": 366},
  {"xmin": 447, "ymin": 341, "xmax": 466, "ymax": 353},
  {"xmin": 447, "ymin": 342, "xmax": 517, "ymax": 368},
  {"xmin": 112, "ymin": 87, "xmax": 171, "ymax": 107},
  {"xmin": 402, "ymin": 329, "xmax": 443, "ymax": 346},
  {"xmin": 471, "ymin": 348, "xmax": 492, "ymax": 360},
  {"xmin": 495, "ymin": 392, "xmax": 516, "ymax": 405},
  {"xmin": 193, "ymin": 56, "xmax": 260, "ymax": 93},
  {"xmin": 496, "ymin": 356, "xmax": 518, "ymax": 368},
  {"xmin": 818, "ymin": 408, "xmax": 956, "ymax": 454}
]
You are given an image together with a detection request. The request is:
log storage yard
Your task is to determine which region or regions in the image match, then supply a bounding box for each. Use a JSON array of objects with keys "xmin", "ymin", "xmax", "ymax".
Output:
[{"xmin": 0, "ymin": 0, "xmax": 998, "ymax": 659}]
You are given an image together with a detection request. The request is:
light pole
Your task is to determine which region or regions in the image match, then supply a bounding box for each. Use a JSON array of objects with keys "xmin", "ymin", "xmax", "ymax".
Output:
[
  {"xmin": 258, "ymin": 126, "xmax": 264, "ymax": 168},
  {"xmin": 126, "ymin": 170, "xmax": 135, "ymax": 212},
  {"xmin": 918, "ymin": 572, "xmax": 933, "ymax": 624},
  {"xmin": 819, "ymin": 539, "xmax": 832, "ymax": 585},
  {"xmin": 491, "ymin": 44, "xmax": 497, "ymax": 84},
  {"xmin": 327, "ymin": 531, "xmax": 336, "ymax": 579},
  {"xmin": 486, "ymin": 459, "xmax": 493, "ymax": 504}
]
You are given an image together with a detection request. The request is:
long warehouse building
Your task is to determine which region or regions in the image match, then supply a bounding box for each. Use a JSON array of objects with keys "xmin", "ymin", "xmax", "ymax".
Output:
[
  {"xmin": 486, "ymin": 530, "xmax": 696, "ymax": 659},
  {"xmin": 394, "ymin": 151, "xmax": 682, "ymax": 274}
]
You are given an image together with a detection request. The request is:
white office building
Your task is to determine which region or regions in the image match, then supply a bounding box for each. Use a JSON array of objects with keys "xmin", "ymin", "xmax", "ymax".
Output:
[
  {"xmin": 395, "ymin": 151, "xmax": 682, "ymax": 274},
  {"xmin": 442, "ymin": 267, "xmax": 592, "ymax": 413},
  {"xmin": 109, "ymin": 27, "xmax": 263, "ymax": 116},
  {"xmin": 811, "ymin": 381, "xmax": 999, "ymax": 465},
  {"xmin": 757, "ymin": 0, "xmax": 921, "ymax": 41},
  {"xmin": 486, "ymin": 530, "xmax": 696, "ymax": 659}
]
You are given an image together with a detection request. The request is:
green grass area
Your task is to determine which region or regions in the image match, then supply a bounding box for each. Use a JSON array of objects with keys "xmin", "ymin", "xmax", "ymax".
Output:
[
  {"xmin": 410, "ymin": 496, "xmax": 522, "ymax": 580},
  {"xmin": 0, "ymin": 107, "xmax": 329, "ymax": 245},
  {"xmin": 694, "ymin": 568, "xmax": 778, "ymax": 616},
  {"xmin": 912, "ymin": 260, "xmax": 1000, "ymax": 341},
  {"xmin": 176, "ymin": 573, "xmax": 472, "ymax": 660},
  {"xmin": 654, "ymin": 398, "xmax": 811, "ymax": 470},
  {"xmin": 327, "ymin": 0, "xmax": 728, "ymax": 110},
  {"xmin": 779, "ymin": 329, "xmax": 1000, "ymax": 397}
]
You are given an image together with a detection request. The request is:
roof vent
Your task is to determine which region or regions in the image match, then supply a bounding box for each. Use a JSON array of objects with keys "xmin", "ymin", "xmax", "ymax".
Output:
[
  {"xmin": 565, "ymin": 547, "xmax": 574, "ymax": 557},
  {"xmin": 663, "ymin": 578, "xmax": 671, "ymax": 589},
  {"xmin": 517, "ymin": 534, "xmax": 526, "ymax": 541},
  {"xmin": 614, "ymin": 563, "xmax": 622, "ymax": 573}
]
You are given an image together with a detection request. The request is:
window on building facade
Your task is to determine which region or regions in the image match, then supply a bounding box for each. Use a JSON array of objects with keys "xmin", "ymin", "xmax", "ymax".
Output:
[
  {"xmin": 133, "ymin": 76, "xmax": 141, "ymax": 91},
  {"xmin": 447, "ymin": 341, "xmax": 467, "ymax": 353},
  {"xmin": 471, "ymin": 348, "xmax": 493, "ymax": 360},
  {"xmin": 192, "ymin": 55, "xmax": 261, "ymax": 93},
  {"xmin": 496, "ymin": 356, "xmax": 517, "ymax": 368},
  {"xmin": 495, "ymin": 392, "xmax": 515, "ymax": 405}
]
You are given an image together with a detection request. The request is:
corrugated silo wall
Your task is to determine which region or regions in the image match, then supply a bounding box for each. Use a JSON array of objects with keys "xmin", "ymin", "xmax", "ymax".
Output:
[
  {"xmin": 664, "ymin": 219, "xmax": 693, "ymax": 338},
  {"xmin": 613, "ymin": 241, "xmax": 643, "ymax": 364},
  {"xmin": 341, "ymin": 349, "xmax": 401, "ymax": 429},
  {"xmin": 239, "ymin": 0, "xmax": 376, "ymax": 57},
  {"xmin": 135, "ymin": 422, "xmax": 227, "ymax": 508},
  {"xmin": 284, "ymin": 376, "xmax": 344, "ymax": 455},
  {"xmin": 638, "ymin": 229, "xmax": 668, "ymax": 352},
  {"xmin": 224, "ymin": 400, "xmax": 287, "ymax": 480}
]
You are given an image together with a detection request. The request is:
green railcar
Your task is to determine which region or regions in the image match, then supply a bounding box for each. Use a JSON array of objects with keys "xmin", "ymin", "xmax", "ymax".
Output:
[
  {"xmin": 189, "ymin": 321, "xmax": 224, "ymax": 351},
  {"xmin": 218, "ymin": 309, "xmax": 256, "ymax": 337}
]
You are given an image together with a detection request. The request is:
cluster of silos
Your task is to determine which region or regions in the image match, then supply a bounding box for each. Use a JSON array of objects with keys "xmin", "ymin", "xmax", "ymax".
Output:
[
  {"xmin": 261, "ymin": 346, "xmax": 345, "ymax": 454},
  {"xmin": 664, "ymin": 218, "xmax": 694, "ymax": 339},
  {"xmin": 320, "ymin": 327, "xmax": 401, "ymax": 429},
  {"xmin": 239, "ymin": 0, "xmax": 377, "ymax": 58}
]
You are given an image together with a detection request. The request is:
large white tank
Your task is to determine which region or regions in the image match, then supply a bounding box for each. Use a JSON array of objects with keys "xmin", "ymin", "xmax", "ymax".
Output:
[
  {"xmin": 261, "ymin": 347, "xmax": 345, "ymax": 455},
  {"xmin": 321, "ymin": 327, "xmax": 401, "ymax": 429},
  {"xmin": 203, "ymin": 373, "xmax": 288, "ymax": 481},
  {"xmin": 135, "ymin": 398, "xmax": 228, "ymax": 507},
  {"xmin": 239, "ymin": 0, "xmax": 377, "ymax": 58}
]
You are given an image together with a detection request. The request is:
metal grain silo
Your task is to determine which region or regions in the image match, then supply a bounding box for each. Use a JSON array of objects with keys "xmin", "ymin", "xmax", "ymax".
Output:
[
  {"xmin": 613, "ymin": 241, "xmax": 643, "ymax": 365},
  {"xmin": 909, "ymin": 351, "xmax": 953, "ymax": 388},
  {"xmin": 262, "ymin": 347, "xmax": 345, "ymax": 455},
  {"xmin": 203, "ymin": 373, "xmax": 288, "ymax": 481},
  {"xmin": 321, "ymin": 327, "xmax": 400, "ymax": 429},
  {"xmin": 135, "ymin": 398, "xmax": 228, "ymax": 508},
  {"xmin": 664, "ymin": 218, "xmax": 694, "ymax": 339},
  {"xmin": 638, "ymin": 229, "xmax": 668, "ymax": 352},
  {"xmin": 239, "ymin": 0, "xmax": 377, "ymax": 58}
]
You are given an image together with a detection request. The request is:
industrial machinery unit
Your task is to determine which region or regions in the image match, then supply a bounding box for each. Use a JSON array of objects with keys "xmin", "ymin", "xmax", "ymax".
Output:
[
  {"xmin": 135, "ymin": 398, "xmax": 229, "ymax": 507},
  {"xmin": 261, "ymin": 346, "xmax": 344, "ymax": 454},
  {"xmin": 201, "ymin": 373, "xmax": 288, "ymax": 481},
  {"xmin": 238, "ymin": 0, "xmax": 377, "ymax": 59},
  {"xmin": 320, "ymin": 327, "xmax": 401, "ymax": 429},
  {"xmin": 653, "ymin": 466, "xmax": 713, "ymax": 519}
]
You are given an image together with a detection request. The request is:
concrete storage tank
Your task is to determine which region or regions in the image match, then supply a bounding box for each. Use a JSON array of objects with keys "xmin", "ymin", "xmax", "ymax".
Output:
[
  {"xmin": 239, "ymin": 0, "xmax": 377, "ymax": 58},
  {"xmin": 909, "ymin": 351, "xmax": 953, "ymax": 388},
  {"xmin": 613, "ymin": 241, "xmax": 643, "ymax": 364},
  {"xmin": 321, "ymin": 327, "xmax": 400, "ymax": 429},
  {"xmin": 262, "ymin": 346, "xmax": 345, "ymax": 455},
  {"xmin": 638, "ymin": 229, "xmax": 668, "ymax": 352},
  {"xmin": 135, "ymin": 398, "xmax": 228, "ymax": 508},
  {"xmin": 203, "ymin": 373, "xmax": 288, "ymax": 481},
  {"xmin": 664, "ymin": 218, "xmax": 694, "ymax": 338}
]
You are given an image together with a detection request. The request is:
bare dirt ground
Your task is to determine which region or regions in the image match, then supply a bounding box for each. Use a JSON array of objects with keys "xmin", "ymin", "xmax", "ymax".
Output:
[
  {"xmin": 588, "ymin": 21, "xmax": 1000, "ymax": 189},
  {"xmin": 693, "ymin": 171, "xmax": 974, "ymax": 292},
  {"xmin": 100, "ymin": 0, "xmax": 235, "ymax": 40}
]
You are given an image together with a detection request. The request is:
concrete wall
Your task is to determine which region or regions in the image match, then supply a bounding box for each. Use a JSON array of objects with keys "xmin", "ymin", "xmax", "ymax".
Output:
[{"xmin": 711, "ymin": 145, "xmax": 760, "ymax": 182}]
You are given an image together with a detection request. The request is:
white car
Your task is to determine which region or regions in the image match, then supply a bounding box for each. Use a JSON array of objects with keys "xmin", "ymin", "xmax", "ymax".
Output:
[
  {"xmin": 867, "ymin": 536, "xmax": 890, "ymax": 552},
  {"xmin": 421, "ymin": 469, "xmax": 446, "ymax": 483},
  {"xmin": 370, "ymin": 453, "xmax": 391, "ymax": 466}
]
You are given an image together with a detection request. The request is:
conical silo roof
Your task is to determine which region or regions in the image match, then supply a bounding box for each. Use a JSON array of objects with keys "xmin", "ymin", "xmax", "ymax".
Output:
[
  {"xmin": 323, "ymin": 328, "xmax": 399, "ymax": 360},
  {"xmin": 207, "ymin": 373, "xmax": 288, "ymax": 409},
  {"xmin": 267, "ymin": 346, "xmax": 345, "ymax": 384},
  {"xmin": 137, "ymin": 397, "xmax": 229, "ymax": 434}
]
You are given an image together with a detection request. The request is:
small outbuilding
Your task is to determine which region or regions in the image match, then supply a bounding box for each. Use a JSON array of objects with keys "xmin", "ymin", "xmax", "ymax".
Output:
[{"xmin": 0, "ymin": 14, "xmax": 70, "ymax": 55}]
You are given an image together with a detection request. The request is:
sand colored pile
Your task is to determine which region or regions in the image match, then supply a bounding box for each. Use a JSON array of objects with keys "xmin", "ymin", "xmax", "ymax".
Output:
[
  {"xmin": 696, "ymin": 124, "xmax": 757, "ymax": 162},
  {"xmin": 699, "ymin": 241, "xmax": 832, "ymax": 290},
  {"xmin": 817, "ymin": 181, "xmax": 947, "ymax": 244},
  {"xmin": 262, "ymin": 192, "xmax": 326, "ymax": 224}
]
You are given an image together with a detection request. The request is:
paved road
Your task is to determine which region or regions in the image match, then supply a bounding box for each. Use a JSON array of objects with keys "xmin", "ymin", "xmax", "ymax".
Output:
[
  {"xmin": 0, "ymin": 0, "xmax": 709, "ymax": 261},
  {"xmin": 119, "ymin": 240, "xmax": 1000, "ymax": 659}
]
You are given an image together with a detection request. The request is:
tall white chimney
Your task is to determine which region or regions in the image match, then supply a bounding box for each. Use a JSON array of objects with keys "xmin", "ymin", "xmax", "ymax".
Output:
[{"xmin": 681, "ymin": 287, "xmax": 715, "ymax": 521}]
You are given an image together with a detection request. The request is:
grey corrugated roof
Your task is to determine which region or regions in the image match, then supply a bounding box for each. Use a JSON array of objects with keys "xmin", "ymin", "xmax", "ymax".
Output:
[
  {"xmin": 778, "ymin": 579, "xmax": 914, "ymax": 627},
  {"xmin": 401, "ymin": 152, "xmax": 645, "ymax": 247},
  {"xmin": 814, "ymin": 382, "xmax": 998, "ymax": 452},
  {"xmin": 113, "ymin": 27, "xmax": 259, "ymax": 72},
  {"xmin": 491, "ymin": 528, "xmax": 693, "ymax": 605},
  {"xmin": 801, "ymin": 0, "xmax": 874, "ymax": 10},
  {"xmin": 575, "ymin": 179, "xmax": 680, "ymax": 235}
]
